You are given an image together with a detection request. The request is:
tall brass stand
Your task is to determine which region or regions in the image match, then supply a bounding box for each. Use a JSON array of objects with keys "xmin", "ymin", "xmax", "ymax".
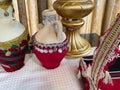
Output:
[{"xmin": 53, "ymin": 0, "xmax": 94, "ymax": 58}]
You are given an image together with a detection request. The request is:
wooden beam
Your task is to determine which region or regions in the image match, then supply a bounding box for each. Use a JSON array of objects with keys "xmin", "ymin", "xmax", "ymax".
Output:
[
  {"xmin": 12, "ymin": 0, "xmax": 20, "ymax": 21},
  {"xmin": 27, "ymin": 0, "xmax": 39, "ymax": 36}
]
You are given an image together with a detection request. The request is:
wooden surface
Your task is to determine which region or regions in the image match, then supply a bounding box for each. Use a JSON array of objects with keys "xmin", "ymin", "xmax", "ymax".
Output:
[
  {"xmin": 37, "ymin": 0, "xmax": 47, "ymax": 23},
  {"xmin": 17, "ymin": 0, "xmax": 28, "ymax": 27},
  {"xmin": 27, "ymin": 0, "xmax": 39, "ymax": 36}
]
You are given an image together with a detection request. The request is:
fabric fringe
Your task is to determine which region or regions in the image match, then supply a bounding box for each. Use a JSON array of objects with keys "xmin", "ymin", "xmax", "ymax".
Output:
[
  {"xmin": 103, "ymin": 71, "xmax": 113, "ymax": 85},
  {"xmin": 77, "ymin": 71, "xmax": 81, "ymax": 79}
]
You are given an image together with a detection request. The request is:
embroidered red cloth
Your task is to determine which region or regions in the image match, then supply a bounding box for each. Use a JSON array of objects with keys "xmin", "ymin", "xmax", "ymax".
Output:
[
  {"xmin": 82, "ymin": 78, "xmax": 120, "ymax": 90},
  {"xmin": 0, "ymin": 28, "xmax": 29, "ymax": 72},
  {"xmin": 0, "ymin": 40, "xmax": 28, "ymax": 72},
  {"xmin": 98, "ymin": 78, "xmax": 120, "ymax": 90},
  {"xmin": 34, "ymin": 48, "xmax": 68, "ymax": 69},
  {"xmin": 79, "ymin": 13, "xmax": 120, "ymax": 90},
  {"xmin": 33, "ymin": 34, "xmax": 69, "ymax": 69}
]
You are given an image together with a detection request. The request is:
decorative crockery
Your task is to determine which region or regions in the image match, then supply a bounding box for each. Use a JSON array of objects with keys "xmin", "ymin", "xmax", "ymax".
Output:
[
  {"xmin": 0, "ymin": 2, "xmax": 29, "ymax": 72},
  {"xmin": 33, "ymin": 21, "xmax": 69, "ymax": 69}
]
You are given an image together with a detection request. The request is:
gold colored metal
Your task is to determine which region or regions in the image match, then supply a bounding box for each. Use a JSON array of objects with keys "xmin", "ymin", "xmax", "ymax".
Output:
[
  {"xmin": 53, "ymin": 0, "xmax": 94, "ymax": 58},
  {"xmin": 0, "ymin": 0, "xmax": 12, "ymax": 13},
  {"xmin": 0, "ymin": 0, "xmax": 12, "ymax": 3},
  {"xmin": 47, "ymin": 0, "xmax": 53, "ymax": 9}
]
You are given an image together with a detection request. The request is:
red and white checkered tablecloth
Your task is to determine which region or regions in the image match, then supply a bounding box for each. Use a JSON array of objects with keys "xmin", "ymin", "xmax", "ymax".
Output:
[
  {"xmin": 0, "ymin": 54, "xmax": 82, "ymax": 90},
  {"xmin": 0, "ymin": 47, "xmax": 95, "ymax": 90}
]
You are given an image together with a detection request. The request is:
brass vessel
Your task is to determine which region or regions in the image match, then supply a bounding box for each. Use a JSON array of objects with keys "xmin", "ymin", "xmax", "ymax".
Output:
[{"xmin": 53, "ymin": 0, "xmax": 94, "ymax": 58}]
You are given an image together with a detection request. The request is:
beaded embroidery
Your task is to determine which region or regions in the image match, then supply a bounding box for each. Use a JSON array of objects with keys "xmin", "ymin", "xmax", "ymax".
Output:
[{"xmin": 33, "ymin": 34, "xmax": 69, "ymax": 54}]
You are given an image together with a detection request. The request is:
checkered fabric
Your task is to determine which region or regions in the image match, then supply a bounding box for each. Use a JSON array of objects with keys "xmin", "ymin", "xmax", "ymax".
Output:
[{"xmin": 0, "ymin": 54, "xmax": 83, "ymax": 90}]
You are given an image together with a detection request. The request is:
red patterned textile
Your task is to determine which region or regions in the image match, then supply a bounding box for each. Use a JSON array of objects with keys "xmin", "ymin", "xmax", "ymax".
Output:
[
  {"xmin": 0, "ymin": 40, "xmax": 28, "ymax": 72},
  {"xmin": 98, "ymin": 78, "xmax": 120, "ymax": 90},
  {"xmin": 33, "ymin": 34, "xmax": 69, "ymax": 69},
  {"xmin": 0, "ymin": 30, "xmax": 29, "ymax": 72},
  {"xmin": 80, "ymin": 55, "xmax": 120, "ymax": 90},
  {"xmin": 79, "ymin": 13, "xmax": 120, "ymax": 90}
]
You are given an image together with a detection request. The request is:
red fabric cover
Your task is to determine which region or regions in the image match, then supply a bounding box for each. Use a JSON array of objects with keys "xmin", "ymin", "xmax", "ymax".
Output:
[
  {"xmin": 80, "ymin": 45, "xmax": 120, "ymax": 90},
  {"xmin": 0, "ymin": 54, "xmax": 25, "ymax": 72},
  {"xmin": 80, "ymin": 61, "xmax": 120, "ymax": 90},
  {"xmin": 83, "ymin": 78, "xmax": 90, "ymax": 90},
  {"xmin": 80, "ymin": 56, "xmax": 120, "ymax": 90},
  {"xmin": 0, "ymin": 40, "xmax": 28, "ymax": 72},
  {"xmin": 1, "ymin": 62, "xmax": 24, "ymax": 72},
  {"xmin": 79, "ymin": 13, "xmax": 120, "ymax": 89},
  {"xmin": 98, "ymin": 78, "xmax": 120, "ymax": 90},
  {"xmin": 82, "ymin": 78, "xmax": 120, "ymax": 90},
  {"xmin": 34, "ymin": 47, "xmax": 68, "ymax": 69},
  {"xmin": 33, "ymin": 30, "xmax": 69, "ymax": 69}
]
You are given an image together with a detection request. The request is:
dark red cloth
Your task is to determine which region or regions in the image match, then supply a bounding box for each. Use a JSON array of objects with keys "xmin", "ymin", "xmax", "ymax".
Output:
[
  {"xmin": 0, "ymin": 40, "xmax": 28, "ymax": 72},
  {"xmin": 98, "ymin": 78, "xmax": 120, "ymax": 90},
  {"xmin": 34, "ymin": 47, "xmax": 68, "ymax": 69},
  {"xmin": 33, "ymin": 32, "xmax": 69, "ymax": 69},
  {"xmin": 82, "ymin": 78, "xmax": 120, "ymax": 90},
  {"xmin": 1, "ymin": 62, "xmax": 24, "ymax": 72}
]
